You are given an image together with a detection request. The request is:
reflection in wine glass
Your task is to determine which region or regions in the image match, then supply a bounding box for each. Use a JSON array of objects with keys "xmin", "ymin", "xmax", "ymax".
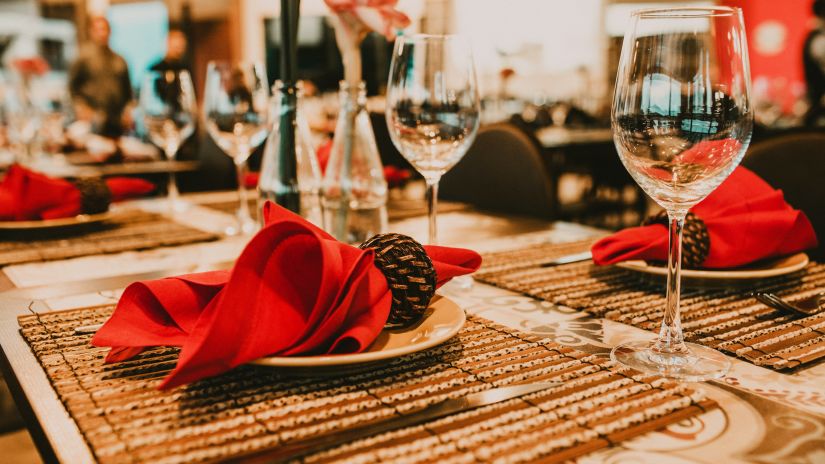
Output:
[
  {"xmin": 386, "ymin": 34, "xmax": 480, "ymax": 245},
  {"xmin": 140, "ymin": 70, "xmax": 196, "ymax": 212},
  {"xmin": 610, "ymin": 7, "xmax": 753, "ymax": 380},
  {"xmin": 203, "ymin": 62, "xmax": 270, "ymax": 235}
]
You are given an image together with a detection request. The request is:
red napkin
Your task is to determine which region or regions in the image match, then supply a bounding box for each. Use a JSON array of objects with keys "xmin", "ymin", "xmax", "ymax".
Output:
[
  {"xmin": 592, "ymin": 167, "xmax": 818, "ymax": 268},
  {"xmin": 0, "ymin": 164, "xmax": 155, "ymax": 221},
  {"xmin": 92, "ymin": 202, "xmax": 481, "ymax": 389}
]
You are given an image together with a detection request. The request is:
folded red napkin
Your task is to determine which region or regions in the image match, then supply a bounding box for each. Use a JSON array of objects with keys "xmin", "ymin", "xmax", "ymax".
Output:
[
  {"xmin": 92, "ymin": 202, "xmax": 481, "ymax": 389},
  {"xmin": 0, "ymin": 164, "xmax": 155, "ymax": 221},
  {"xmin": 592, "ymin": 167, "xmax": 818, "ymax": 268}
]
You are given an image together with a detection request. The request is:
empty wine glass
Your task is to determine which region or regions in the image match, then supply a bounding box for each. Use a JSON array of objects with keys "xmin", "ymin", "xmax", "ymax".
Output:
[
  {"xmin": 203, "ymin": 61, "xmax": 270, "ymax": 235},
  {"xmin": 140, "ymin": 70, "xmax": 196, "ymax": 212},
  {"xmin": 3, "ymin": 83, "xmax": 41, "ymax": 164},
  {"xmin": 611, "ymin": 7, "xmax": 753, "ymax": 380},
  {"xmin": 386, "ymin": 34, "xmax": 480, "ymax": 245}
]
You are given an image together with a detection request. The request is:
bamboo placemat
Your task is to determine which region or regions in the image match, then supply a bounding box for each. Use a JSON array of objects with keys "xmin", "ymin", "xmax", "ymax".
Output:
[
  {"xmin": 476, "ymin": 246, "xmax": 825, "ymax": 371},
  {"xmin": 18, "ymin": 306, "xmax": 714, "ymax": 464},
  {"xmin": 0, "ymin": 211, "xmax": 219, "ymax": 266}
]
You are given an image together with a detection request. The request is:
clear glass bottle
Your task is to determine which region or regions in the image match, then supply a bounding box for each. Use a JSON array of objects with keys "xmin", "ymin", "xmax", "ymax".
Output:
[
  {"xmin": 259, "ymin": 81, "xmax": 323, "ymax": 226},
  {"xmin": 322, "ymin": 81, "xmax": 388, "ymax": 243}
]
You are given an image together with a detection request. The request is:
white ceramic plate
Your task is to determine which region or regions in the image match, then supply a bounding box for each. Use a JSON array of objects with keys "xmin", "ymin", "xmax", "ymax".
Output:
[
  {"xmin": 0, "ymin": 211, "xmax": 112, "ymax": 231},
  {"xmin": 250, "ymin": 295, "xmax": 464, "ymax": 369},
  {"xmin": 616, "ymin": 252, "xmax": 809, "ymax": 280}
]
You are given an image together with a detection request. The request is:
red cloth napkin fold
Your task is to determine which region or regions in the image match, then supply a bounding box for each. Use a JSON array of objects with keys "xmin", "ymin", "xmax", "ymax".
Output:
[
  {"xmin": 92, "ymin": 202, "xmax": 482, "ymax": 389},
  {"xmin": 0, "ymin": 164, "xmax": 155, "ymax": 221},
  {"xmin": 592, "ymin": 167, "xmax": 818, "ymax": 268}
]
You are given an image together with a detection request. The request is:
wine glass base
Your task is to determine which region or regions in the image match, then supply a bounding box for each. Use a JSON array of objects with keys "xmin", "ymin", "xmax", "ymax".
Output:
[
  {"xmin": 224, "ymin": 213, "xmax": 258, "ymax": 236},
  {"xmin": 610, "ymin": 340, "xmax": 731, "ymax": 382},
  {"xmin": 168, "ymin": 199, "xmax": 190, "ymax": 214},
  {"xmin": 452, "ymin": 275, "xmax": 474, "ymax": 291}
]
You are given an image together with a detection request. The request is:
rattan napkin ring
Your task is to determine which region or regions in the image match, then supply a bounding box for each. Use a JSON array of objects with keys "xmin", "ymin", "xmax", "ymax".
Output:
[
  {"xmin": 643, "ymin": 211, "xmax": 710, "ymax": 268},
  {"xmin": 72, "ymin": 177, "xmax": 112, "ymax": 215},
  {"xmin": 359, "ymin": 233, "xmax": 437, "ymax": 327}
]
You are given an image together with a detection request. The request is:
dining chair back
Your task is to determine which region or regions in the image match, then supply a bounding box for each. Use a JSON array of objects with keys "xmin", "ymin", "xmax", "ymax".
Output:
[
  {"xmin": 742, "ymin": 131, "xmax": 825, "ymax": 260},
  {"xmin": 440, "ymin": 123, "xmax": 556, "ymax": 219}
]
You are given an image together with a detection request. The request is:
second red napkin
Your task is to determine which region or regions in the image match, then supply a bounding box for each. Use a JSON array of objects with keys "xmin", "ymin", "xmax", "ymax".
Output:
[
  {"xmin": 592, "ymin": 167, "xmax": 818, "ymax": 268},
  {"xmin": 92, "ymin": 202, "xmax": 481, "ymax": 389},
  {"xmin": 0, "ymin": 164, "xmax": 155, "ymax": 221}
]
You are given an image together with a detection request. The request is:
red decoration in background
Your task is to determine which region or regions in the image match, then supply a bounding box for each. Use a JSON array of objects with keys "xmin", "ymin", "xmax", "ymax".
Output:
[
  {"xmin": 244, "ymin": 139, "xmax": 412, "ymax": 190},
  {"xmin": 11, "ymin": 57, "xmax": 50, "ymax": 77},
  {"xmin": 721, "ymin": 0, "xmax": 816, "ymax": 112}
]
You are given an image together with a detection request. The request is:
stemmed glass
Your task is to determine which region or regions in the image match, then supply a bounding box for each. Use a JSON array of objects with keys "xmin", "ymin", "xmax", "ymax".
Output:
[
  {"xmin": 611, "ymin": 7, "xmax": 753, "ymax": 380},
  {"xmin": 203, "ymin": 62, "xmax": 270, "ymax": 235},
  {"xmin": 386, "ymin": 34, "xmax": 481, "ymax": 245},
  {"xmin": 3, "ymin": 83, "xmax": 41, "ymax": 164},
  {"xmin": 140, "ymin": 70, "xmax": 196, "ymax": 212}
]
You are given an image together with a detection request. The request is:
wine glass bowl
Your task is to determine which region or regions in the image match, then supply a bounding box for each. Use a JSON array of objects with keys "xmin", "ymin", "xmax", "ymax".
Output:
[
  {"xmin": 140, "ymin": 70, "xmax": 196, "ymax": 212},
  {"xmin": 203, "ymin": 61, "xmax": 270, "ymax": 235},
  {"xmin": 386, "ymin": 34, "xmax": 480, "ymax": 244},
  {"xmin": 610, "ymin": 6, "xmax": 753, "ymax": 380}
]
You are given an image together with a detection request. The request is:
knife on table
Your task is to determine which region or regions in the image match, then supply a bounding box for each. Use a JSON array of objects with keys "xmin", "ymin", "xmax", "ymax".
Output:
[
  {"xmin": 231, "ymin": 382, "xmax": 564, "ymax": 463},
  {"xmin": 539, "ymin": 250, "xmax": 593, "ymax": 267}
]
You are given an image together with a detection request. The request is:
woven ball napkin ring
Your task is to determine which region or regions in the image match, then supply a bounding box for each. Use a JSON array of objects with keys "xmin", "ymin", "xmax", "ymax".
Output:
[
  {"xmin": 359, "ymin": 233, "xmax": 437, "ymax": 327},
  {"xmin": 72, "ymin": 177, "xmax": 112, "ymax": 215},
  {"xmin": 643, "ymin": 211, "xmax": 711, "ymax": 268}
]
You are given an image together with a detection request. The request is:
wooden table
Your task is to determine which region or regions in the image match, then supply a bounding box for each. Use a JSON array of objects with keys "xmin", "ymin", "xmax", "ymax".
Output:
[{"xmin": 0, "ymin": 193, "xmax": 823, "ymax": 463}]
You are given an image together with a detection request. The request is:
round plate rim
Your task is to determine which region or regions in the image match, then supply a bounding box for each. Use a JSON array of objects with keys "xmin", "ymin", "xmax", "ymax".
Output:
[
  {"xmin": 0, "ymin": 211, "xmax": 113, "ymax": 230},
  {"xmin": 615, "ymin": 252, "xmax": 809, "ymax": 279},
  {"xmin": 249, "ymin": 296, "xmax": 465, "ymax": 367}
]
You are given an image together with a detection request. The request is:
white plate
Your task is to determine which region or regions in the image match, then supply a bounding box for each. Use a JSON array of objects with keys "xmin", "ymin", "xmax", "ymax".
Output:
[
  {"xmin": 0, "ymin": 211, "xmax": 112, "ymax": 231},
  {"xmin": 616, "ymin": 252, "xmax": 809, "ymax": 280},
  {"xmin": 250, "ymin": 295, "xmax": 464, "ymax": 369}
]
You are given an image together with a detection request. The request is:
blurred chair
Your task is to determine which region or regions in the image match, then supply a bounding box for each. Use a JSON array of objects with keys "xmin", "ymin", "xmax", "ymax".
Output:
[
  {"xmin": 440, "ymin": 123, "xmax": 556, "ymax": 219},
  {"xmin": 742, "ymin": 131, "xmax": 825, "ymax": 260}
]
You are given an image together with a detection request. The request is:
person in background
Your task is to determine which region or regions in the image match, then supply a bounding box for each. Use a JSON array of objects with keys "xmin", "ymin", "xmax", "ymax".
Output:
[
  {"xmin": 149, "ymin": 29, "xmax": 190, "ymax": 74},
  {"xmin": 68, "ymin": 16, "xmax": 132, "ymax": 137},
  {"xmin": 803, "ymin": 0, "xmax": 825, "ymax": 126}
]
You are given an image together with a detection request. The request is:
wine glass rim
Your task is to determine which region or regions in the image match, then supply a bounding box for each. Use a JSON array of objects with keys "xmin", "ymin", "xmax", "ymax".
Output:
[{"xmin": 634, "ymin": 6, "xmax": 740, "ymax": 18}]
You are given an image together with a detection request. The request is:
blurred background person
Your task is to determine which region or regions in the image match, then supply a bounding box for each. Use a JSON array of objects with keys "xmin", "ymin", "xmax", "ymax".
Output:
[
  {"xmin": 149, "ymin": 29, "xmax": 190, "ymax": 74},
  {"xmin": 68, "ymin": 16, "xmax": 132, "ymax": 137},
  {"xmin": 804, "ymin": 0, "xmax": 825, "ymax": 126}
]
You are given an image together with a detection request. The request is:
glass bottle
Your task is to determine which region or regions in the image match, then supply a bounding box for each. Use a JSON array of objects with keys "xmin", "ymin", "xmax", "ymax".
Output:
[
  {"xmin": 322, "ymin": 81, "xmax": 388, "ymax": 243},
  {"xmin": 259, "ymin": 81, "xmax": 323, "ymax": 226}
]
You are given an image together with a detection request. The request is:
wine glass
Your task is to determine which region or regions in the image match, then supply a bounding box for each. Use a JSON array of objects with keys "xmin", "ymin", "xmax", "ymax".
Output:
[
  {"xmin": 203, "ymin": 61, "xmax": 270, "ymax": 235},
  {"xmin": 3, "ymin": 83, "xmax": 41, "ymax": 164},
  {"xmin": 140, "ymin": 70, "xmax": 196, "ymax": 212},
  {"xmin": 386, "ymin": 34, "xmax": 481, "ymax": 245},
  {"xmin": 611, "ymin": 7, "xmax": 753, "ymax": 380}
]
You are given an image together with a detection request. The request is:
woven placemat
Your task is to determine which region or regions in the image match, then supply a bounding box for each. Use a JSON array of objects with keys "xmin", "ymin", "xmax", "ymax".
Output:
[
  {"xmin": 18, "ymin": 306, "xmax": 714, "ymax": 464},
  {"xmin": 0, "ymin": 211, "xmax": 219, "ymax": 266},
  {"xmin": 476, "ymin": 246, "xmax": 825, "ymax": 372}
]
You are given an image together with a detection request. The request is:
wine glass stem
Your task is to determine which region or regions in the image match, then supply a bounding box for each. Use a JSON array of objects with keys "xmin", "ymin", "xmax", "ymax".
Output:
[
  {"xmin": 165, "ymin": 146, "xmax": 179, "ymax": 210},
  {"xmin": 235, "ymin": 155, "xmax": 252, "ymax": 224},
  {"xmin": 655, "ymin": 211, "xmax": 688, "ymax": 355},
  {"xmin": 425, "ymin": 178, "xmax": 439, "ymax": 245}
]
